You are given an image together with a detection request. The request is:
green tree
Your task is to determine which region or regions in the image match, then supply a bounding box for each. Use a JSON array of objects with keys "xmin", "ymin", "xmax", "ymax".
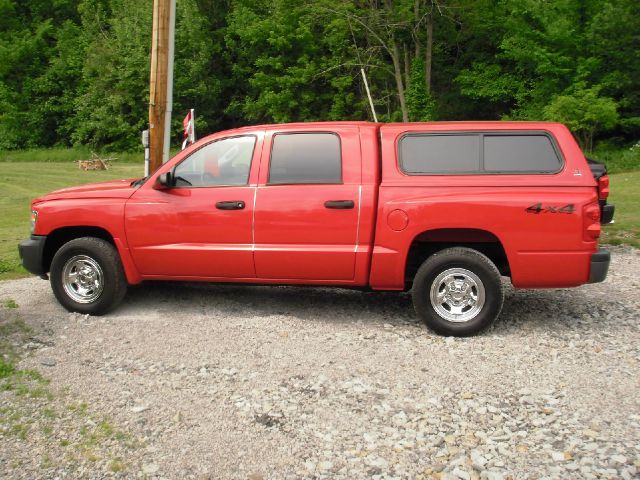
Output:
[
  {"xmin": 456, "ymin": 0, "xmax": 580, "ymax": 119},
  {"xmin": 585, "ymin": 0, "xmax": 640, "ymax": 137},
  {"xmin": 225, "ymin": 0, "xmax": 362, "ymax": 124},
  {"xmin": 0, "ymin": 0, "xmax": 637, "ymax": 150},
  {"xmin": 406, "ymin": 57, "xmax": 435, "ymax": 121},
  {"xmin": 171, "ymin": 0, "xmax": 222, "ymax": 142},
  {"xmin": 70, "ymin": 0, "xmax": 218, "ymax": 150},
  {"xmin": 0, "ymin": 0, "xmax": 80, "ymax": 148},
  {"xmin": 32, "ymin": 20, "xmax": 87, "ymax": 146},
  {"xmin": 70, "ymin": 0, "xmax": 150, "ymax": 150},
  {"xmin": 544, "ymin": 84, "xmax": 619, "ymax": 152},
  {"xmin": 455, "ymin": 0, "xmax": 638, "ymax": 143}
]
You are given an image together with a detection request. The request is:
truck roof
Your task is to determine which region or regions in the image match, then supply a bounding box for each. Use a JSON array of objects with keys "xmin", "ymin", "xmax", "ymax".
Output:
[
  {"xmin": 385, "ymin": 121, "xmax": 563, "ymax": 128},
  {"xmin": 227, "ymin": 120, "xmax": 565, "ymax": 133},
  {"xmin": 231, "ymin": 121, "xmax": 374, "ymax": 132}
]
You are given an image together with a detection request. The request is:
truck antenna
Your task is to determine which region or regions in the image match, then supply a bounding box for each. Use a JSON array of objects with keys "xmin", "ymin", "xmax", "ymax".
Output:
[{"xmin": 361, "ymin": 68, "xmax": 378, "ymax": 123}]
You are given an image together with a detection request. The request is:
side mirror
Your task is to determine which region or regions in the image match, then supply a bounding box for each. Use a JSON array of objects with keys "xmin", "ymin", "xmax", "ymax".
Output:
[{"xmin": 154, "ymin": 172, "xmax": 174, "ymax": 190}]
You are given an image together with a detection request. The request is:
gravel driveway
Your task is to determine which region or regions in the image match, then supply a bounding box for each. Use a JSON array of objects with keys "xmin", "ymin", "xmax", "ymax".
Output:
[{"xmin": 1, "ymin": 246, "xmax": 639, "ymax": 479}]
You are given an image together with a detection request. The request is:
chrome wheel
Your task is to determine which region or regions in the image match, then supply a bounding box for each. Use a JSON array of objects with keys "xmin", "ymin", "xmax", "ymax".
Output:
[
  {"xmin": 61, "ymin": 255, "xmax": 104, "ymax": 304},
  {"xmin": 429, "ymin": 268, "xmax": 485, "ymax": 323}
]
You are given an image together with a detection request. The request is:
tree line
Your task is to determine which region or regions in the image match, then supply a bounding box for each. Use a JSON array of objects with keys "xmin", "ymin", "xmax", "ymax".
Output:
[{"xmin": 0, "ymin": 0, "xmax": 638, "ymax": 152}]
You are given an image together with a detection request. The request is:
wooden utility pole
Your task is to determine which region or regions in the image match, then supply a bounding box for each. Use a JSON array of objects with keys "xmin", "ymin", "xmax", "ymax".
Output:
[{"xmin": 148, "ymin": 0, "xmax": 175, "ymax": 174}]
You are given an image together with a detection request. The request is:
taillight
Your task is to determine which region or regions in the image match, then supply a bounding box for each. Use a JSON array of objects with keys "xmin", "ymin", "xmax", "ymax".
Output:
[
  {"xmin": 583, "ymin": 202, "xmax": 601, "ymax": 241},
  {"xmin": 598, "ymin": 175, "xmax": 609, "ymax": 200}
]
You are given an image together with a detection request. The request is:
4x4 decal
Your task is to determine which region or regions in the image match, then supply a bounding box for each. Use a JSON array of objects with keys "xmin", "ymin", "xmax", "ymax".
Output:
[{"xmin": 525, "ymin": 203, "xmax": 575, "ymax": 214}]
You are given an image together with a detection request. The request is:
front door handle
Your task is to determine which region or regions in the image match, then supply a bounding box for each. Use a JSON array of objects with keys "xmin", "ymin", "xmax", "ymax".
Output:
[
  {"xmin": 324, "ymin": 200, "xmax": 354, "ymax": 209},
  {"xmin": 216, "ymin": 201, "xmax": 245, "ymax": 210}
]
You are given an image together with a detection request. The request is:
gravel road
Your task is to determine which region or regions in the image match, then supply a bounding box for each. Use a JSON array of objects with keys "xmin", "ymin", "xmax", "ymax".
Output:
[{"xmin": 1, "ymin": 246, "xmax": 639, "ymax": 479}]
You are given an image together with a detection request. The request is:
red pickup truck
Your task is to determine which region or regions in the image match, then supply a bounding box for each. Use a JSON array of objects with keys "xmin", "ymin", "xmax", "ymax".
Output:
[{"xmin": 19, "ymin": 121, "xmax": 614, "ymax": 336}]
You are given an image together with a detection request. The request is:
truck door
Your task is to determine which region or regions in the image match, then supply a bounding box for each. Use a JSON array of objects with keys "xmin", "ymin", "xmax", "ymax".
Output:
[
  {"xmin": 125, "ymin": 134, "xmax": 260, "ymax": 278},
  {"xmin": 253, "ymin": 127, "xmax": 361, "ymax": 281}
]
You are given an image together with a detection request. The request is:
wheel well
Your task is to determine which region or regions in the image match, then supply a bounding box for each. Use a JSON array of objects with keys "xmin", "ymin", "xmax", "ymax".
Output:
[
  {"xmin": 43, "ymin": 227, "xmax": 115, "ymax": 273},
  {"xmin": 405, "ymin": 228, "xmax": 510, "ymax": 287}
]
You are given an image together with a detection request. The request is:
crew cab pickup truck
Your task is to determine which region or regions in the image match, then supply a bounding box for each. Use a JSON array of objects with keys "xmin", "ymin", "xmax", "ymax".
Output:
[{"xmin": 19, "ymin": 121, "xmax": 614, "ymax": 336}]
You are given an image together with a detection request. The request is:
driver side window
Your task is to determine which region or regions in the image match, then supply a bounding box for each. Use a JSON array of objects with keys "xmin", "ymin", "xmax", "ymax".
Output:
[{"xmin": 173, "ymin": 135, "xmax": 256, "ymax": 187}]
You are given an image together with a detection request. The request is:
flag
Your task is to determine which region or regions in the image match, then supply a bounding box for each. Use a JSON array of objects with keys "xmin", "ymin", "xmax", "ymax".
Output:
[{"xmin": 182, "ymin": 109, "xmax": 196, "ymax": 149}]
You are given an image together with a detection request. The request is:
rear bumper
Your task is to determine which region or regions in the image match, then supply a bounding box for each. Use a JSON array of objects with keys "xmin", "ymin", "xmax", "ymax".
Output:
[
  {"xmin": 588, "ymin": 248, "xmax": 610, "ymax": 283},
  {"xmin": 18, "ymin": 235, "xmax": 47, "ymax": 276},
  {"xmin": 601, "ymin": 203, "xmax": 615, "ymax": 224}
]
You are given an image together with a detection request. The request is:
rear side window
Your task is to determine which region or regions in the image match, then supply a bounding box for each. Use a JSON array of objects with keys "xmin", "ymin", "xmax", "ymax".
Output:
[
  {"xmin": 399, "ymin": 132, "xmax": 562, "ymax": 175},
  {"xmin": 484, "ymin": 135, "xmax": 561, "ymax": 172},
  {"xmin": 400, "ymin": 134, "xmax": 479, "ymax": 173},
  {"xmin": 269, "ymin": 133, "xmax": 341, "ymax": 184}
]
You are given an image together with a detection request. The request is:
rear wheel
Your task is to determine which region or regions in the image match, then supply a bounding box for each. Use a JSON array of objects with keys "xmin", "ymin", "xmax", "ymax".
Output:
[
  {"xmin": 412, "ymin": 247, "xmax": 504, "ymax": 336},
  {"xmin": 50, "ymin": 237, "xmax": 127, "ymax": 315}
]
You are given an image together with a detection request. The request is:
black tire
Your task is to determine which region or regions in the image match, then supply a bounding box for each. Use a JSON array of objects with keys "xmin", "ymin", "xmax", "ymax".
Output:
[
  {"xmin": 50, "ymin": 237, "xmax": 127, "ymax": 315},
  {"xmin": 412, "ymin": 247, "xmax": 504, "ymax": 336}
]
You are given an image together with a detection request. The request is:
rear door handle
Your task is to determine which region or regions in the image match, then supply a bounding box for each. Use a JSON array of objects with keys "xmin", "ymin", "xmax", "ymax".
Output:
[
  {"xmin": 324, "ymin": 200, "xmax": 354, "ymax": 209},
  {"xmin": 216, "ymin": 201, "xmax": 245, "ymax": 210}
]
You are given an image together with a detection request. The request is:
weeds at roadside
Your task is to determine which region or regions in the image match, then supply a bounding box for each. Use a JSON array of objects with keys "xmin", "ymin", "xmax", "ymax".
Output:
[
  {"xmin": 0, "ymin": 310, "xmax": 143, "ymax": 474},
  {"xmin": 109, "ymin": 458, "xmax": 125, "ymax": 472},
  {"xmin": 2, "ymin": 299, "xmax": 18, "ymax": 309}
]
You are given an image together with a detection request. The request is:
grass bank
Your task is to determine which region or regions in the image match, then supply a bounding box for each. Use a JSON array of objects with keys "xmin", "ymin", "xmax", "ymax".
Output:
[
  {"xmin": 0, "ymin": 147, "xmax": 180, "ymax": 164},
  {"xmin": 0, "ymin": 147, "xmax": 144, "ymax": 164}
]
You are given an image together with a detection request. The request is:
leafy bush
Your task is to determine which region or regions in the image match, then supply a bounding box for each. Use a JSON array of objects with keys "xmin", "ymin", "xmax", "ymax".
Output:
[{"xmin": 592, "ymin": 142, "xmax": 640, "ymax": 174}]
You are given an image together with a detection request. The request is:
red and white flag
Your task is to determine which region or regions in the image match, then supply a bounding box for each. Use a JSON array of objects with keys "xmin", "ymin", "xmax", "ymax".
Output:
[{"xmin": 182, "ymin": 109, "xmax": 196, "ymax": 149}]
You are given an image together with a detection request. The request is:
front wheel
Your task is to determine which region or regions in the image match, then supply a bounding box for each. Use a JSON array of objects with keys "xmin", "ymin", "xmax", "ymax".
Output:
[
  {"xmin": 50, "ymin": 237, "xmax": 127, "ymax": 315},
  {"xmin": 412, "ymin": 247, "xmax": 504, "ymax": 336}
]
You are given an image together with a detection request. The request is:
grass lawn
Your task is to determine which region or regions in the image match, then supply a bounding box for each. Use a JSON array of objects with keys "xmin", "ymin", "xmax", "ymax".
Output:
[
  {"xmin": 0, "ymin": 162, "xmax": 143, "ymax": 280},
  {"xmin": 0, "ymin": 161, "xmax": 637, "ymax": 281},
  {"xmin": 600, "ymin": 170, "xmax": 640, "ymax": 248}
]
